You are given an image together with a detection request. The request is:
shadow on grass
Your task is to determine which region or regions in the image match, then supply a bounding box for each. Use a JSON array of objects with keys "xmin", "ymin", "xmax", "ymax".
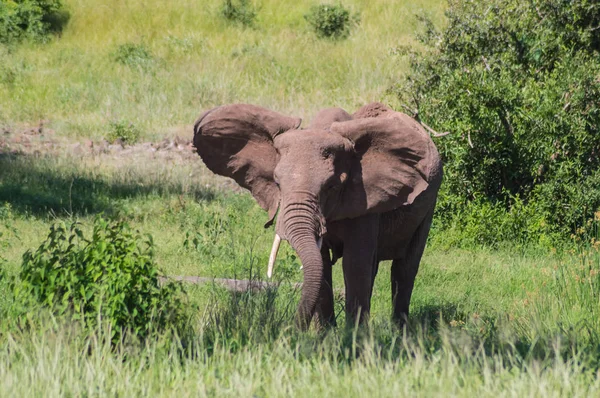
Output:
[
  {"xmin": 0, "ymin": 152, "xmax": 217, "ymax": 217},
  {"xmin": 191, "ymin": 284, "xmax": 600, "ymax": 369}
]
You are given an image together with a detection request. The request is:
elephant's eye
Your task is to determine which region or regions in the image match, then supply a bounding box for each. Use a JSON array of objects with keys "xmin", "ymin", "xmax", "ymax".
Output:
[{"xmin": 321, "ymin": 148, "xmax": 332, "ymax": 158}]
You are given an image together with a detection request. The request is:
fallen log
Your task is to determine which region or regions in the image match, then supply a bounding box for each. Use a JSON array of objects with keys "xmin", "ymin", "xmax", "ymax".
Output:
[{"xmin": 160, "ymin": 276, "xmax": 302, "ymax": 292}]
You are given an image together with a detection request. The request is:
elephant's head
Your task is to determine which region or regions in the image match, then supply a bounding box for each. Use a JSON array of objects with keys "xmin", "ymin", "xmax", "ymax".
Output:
[{"xmin": 193, "ymin": 103, "xmax": 435, "ymax": 328}]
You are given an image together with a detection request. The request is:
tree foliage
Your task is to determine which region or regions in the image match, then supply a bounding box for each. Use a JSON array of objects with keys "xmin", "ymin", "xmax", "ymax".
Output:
[
  {"xmin": 398, "ymin": 0, "xmax": 600, "ymax": 245},
  {"xmin": 0, "ymin": 0, "xmax": 69, "ymax": 44}
]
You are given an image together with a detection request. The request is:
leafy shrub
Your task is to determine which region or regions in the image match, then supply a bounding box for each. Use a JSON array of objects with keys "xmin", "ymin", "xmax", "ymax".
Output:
[
  {"xmin": 12, "ymin": 218, "xmax": 187, "ymax": 341},
  {"xmin": 220, "ymin": 0, "xmax": 257, "ymax": 27},
  {"xmin": 106, "ymin": 120, "xmax": 140, "ymax": 145},
  {"xmin": 112, "ymin": 43, "xmax": 154, "ymax": 69},
  {"xmin": 304, "ymin": 3, "xmax": 359, "ymax": 40},
  {"xmin": 431, "ymin": 192, "xmax": 552, "ymax": 249},
  {"xmin": 0, "ymin": 0, "xmax": 70, "ymax": 44},
  {"xmin": 397, "ymin": 0, "xmax": 600, "ymax": 246}
]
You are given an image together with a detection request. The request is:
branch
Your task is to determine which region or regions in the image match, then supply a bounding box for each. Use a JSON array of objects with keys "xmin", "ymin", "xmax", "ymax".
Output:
[
  {"xmin": 400, "ymin": 104, "xmax": 451, "ymax": 138},
  {"xmin": 481, "ymin": 55, "xmax": 491, "ymax": 71},
  {"xmin": 422, "ymin": 122, "xmax": 452, "ymax": 137},
  {"xmin": 400, "ymin": 103, "xmax": 418, "ymax": 117}
]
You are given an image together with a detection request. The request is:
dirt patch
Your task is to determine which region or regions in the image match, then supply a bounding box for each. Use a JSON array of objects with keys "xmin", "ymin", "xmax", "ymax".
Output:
[
  {"xmin": 0, "ymin": 123, "xmax": 246, "ymax": 197},
  {"xmin": 0, "ymin": 124, "xmax": 198, "ymax": 161}
]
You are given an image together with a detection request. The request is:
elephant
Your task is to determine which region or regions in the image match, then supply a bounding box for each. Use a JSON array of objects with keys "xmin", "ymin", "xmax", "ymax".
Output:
[{"xmin": 193, "ymin": 102, "xmax": 442, "ymax": 329}]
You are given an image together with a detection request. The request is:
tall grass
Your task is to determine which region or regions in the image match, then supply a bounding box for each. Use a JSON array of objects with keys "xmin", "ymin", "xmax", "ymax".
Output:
[
  {"xmin": 2, "ymin": 252, "xmax": 600, "ymax": 398},
  {"xmin": 0, "ymin": 0, "xmax": 444, "ymax": 139}
]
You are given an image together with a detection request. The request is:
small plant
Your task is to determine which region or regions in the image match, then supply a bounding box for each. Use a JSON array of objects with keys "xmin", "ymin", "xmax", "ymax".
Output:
[
  {"xmin": 0, "ymin": 0, "xmax": 70, "ymax": 44},
  {"xmin": 13, "ymin": 218, "xmax": 188, "ymax": 342},
  {"xmin": 0, "ymin": 202, "xmax": 13, "ymax": 220},
  {"xmin": 220, "ymin": 0, "xmax": 257, "ymax": 27},
  {"xmin": 106, "ymin": 121, "xmax": 140, "ymax": 145},
  {"xmin": 112, "ymin": 43, "xmax": 154, "ymax": 69},
  {"xmin": 304, "ymin": 3, "xmax": 359, "ymax": 40}
]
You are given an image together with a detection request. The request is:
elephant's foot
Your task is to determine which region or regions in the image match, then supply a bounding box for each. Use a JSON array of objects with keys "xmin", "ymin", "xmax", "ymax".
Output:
[
  {"xmin": 392, "ymin": 310, "xmax": 409, "ymax": 329},
  {"xmin": 314, "ymin": 302, "xmax": 336, "ymax": 329}
]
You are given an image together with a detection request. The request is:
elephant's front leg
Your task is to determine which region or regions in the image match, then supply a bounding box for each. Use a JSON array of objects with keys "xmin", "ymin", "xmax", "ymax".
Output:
[
  {"xmin": 314, "ymin": 246, "xmax": 336, "ymax": 328},
  {"xmin": 341, "ymin": 214, "xmax": 379, "ymax": 326}
]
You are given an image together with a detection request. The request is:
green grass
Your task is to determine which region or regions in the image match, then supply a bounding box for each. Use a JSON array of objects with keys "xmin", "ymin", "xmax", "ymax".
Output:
[
  {"xmin": 2, "ymin": 151, "xmax": 600, "ymax": 396},
  {"xmin": 1, "ymin": 324, "xmax": 599, "ymax": 397},
  {"xmin": 0, "ymin": 0, "xmax": 444, "ymax": 140}
]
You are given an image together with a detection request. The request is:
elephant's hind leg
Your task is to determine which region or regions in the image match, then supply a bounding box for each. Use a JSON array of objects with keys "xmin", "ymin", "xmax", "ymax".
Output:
[{"xmin": 391, "ymin": 209, "xmax": 434, "ymax": 325}]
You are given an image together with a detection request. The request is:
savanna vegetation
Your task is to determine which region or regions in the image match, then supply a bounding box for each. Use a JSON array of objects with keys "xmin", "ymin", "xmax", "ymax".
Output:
[{"xmin": 1, "ymin": 0, "xmax": 600, "ymax": 396}]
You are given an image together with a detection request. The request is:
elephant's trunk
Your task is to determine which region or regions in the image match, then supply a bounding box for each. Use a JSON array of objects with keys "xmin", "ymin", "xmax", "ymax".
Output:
[{"xmin": 280, "ymin": 198, "xmax": 324, "ymax": 330}]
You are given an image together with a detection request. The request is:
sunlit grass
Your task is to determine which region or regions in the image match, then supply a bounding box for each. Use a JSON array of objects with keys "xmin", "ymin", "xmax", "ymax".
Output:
[
  {"xmin": 1, "ymin": 321, "xmax": 599, "ymax": 397},
  {"xmin": 0, "ymin": 0, "xmax": 444, "ymax": 139}
]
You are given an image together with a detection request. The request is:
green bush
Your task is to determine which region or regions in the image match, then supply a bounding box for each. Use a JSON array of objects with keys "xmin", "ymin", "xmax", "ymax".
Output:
[
  {"xmin": 304, "ymin": 3, "xmax": 359, "ymax": 40},
  {"xmin": 12, "ymin": 218, "xmax": 187, "ymax": 341},
  {"xmin": 220, "ymin": 0, "xmax": 257, "ymax": 27},
  {"xmin": 397, "ymin": 0, "xmax": 600, "ymax": 246},
  {"xmin": 0, "ymin": 0, "xmax": 70, "ymax": 44},
  {"xmin": 431, "ymin": 191, "xmax": 553, "ymax": 249},
  {"xmin": 106, "ymin": 120, "xmax": 140, "ymax": 145},
  {"xmin": 112, "ymin": 43, "xmax": 154, "ymax": 69}
]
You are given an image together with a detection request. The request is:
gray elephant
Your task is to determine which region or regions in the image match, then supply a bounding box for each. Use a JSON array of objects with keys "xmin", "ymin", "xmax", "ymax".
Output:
[{"xmin": 193, "ymin": 102, "xmax": 442, "ymax": 329}]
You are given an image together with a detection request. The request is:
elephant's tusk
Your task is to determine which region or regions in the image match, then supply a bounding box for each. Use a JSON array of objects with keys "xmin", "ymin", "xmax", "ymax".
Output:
[{"xmin": 267, "ymin": 234, "xmax": 282, "ymax": 278}]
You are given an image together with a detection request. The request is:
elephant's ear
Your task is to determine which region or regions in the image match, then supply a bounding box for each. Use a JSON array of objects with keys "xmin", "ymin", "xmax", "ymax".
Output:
[
  {"xmin": 330, "ymin": 112, "xmax": 436, "ymax": 219},
  {"xmin": 193, "ymin": 104, "xmax": 302, "ymax": 225}
]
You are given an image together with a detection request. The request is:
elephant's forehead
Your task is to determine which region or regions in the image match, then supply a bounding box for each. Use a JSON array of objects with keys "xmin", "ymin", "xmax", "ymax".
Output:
[{"xmin": 274, "ymin": 129, "xmax": 346, "ymax": 149}]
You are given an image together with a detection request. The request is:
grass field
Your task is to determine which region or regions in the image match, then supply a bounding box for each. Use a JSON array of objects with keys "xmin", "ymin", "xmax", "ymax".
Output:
[
  {"xmin": 0, "ymin": 0, "xmax": 443, "ymax": 140},
  {"xmin": 2, "ymin": 0, "xmax": 600, "ymax": 396}
]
